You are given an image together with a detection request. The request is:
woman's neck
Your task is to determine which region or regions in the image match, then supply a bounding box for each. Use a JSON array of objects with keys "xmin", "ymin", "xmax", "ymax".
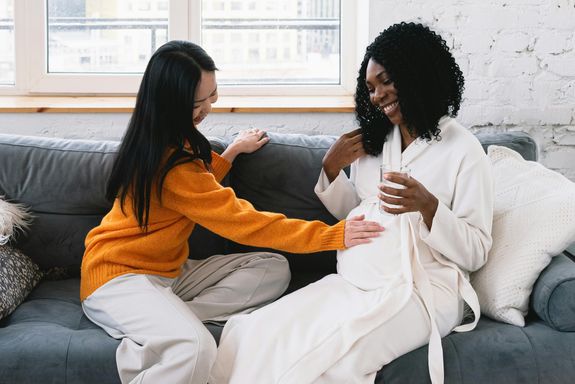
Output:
[{"xmin": 399, "ymin": 124, "xmax": 416, "ymax": 152}]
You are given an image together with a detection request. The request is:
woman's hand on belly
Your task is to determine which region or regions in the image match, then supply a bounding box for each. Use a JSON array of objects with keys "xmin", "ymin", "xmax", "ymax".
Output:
[{"xmin": 344, "ymin": 214, "xmax": 385, "ymax": 247}]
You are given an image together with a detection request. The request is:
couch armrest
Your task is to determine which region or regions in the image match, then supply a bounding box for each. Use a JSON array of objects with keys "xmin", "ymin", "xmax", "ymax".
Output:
[{"xmin": 531, "ymin": 253, "xmax": 575, "ymax": 331}]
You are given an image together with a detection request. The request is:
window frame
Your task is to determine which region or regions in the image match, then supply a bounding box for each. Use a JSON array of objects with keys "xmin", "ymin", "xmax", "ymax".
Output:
[{"xmin": 0, "ymin": 0, "xmax": 357, "ymax": 97}]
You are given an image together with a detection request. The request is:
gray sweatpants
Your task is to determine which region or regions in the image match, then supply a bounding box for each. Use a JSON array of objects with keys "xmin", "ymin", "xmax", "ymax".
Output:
[{"xmin": 82, "ymin": 252, "xmax": 290, "ymax": 384}]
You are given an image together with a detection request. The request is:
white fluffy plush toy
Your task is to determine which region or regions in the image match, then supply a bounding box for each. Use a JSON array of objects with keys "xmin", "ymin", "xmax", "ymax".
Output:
[{"xmin": 0, "ymin": 197, "xmax": 32, "ymax": 245}]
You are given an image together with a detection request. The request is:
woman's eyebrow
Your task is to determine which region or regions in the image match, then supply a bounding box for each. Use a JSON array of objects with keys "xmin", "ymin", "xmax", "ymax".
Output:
[
  {"xmin": 195, "ymin": 87, "xmax": 218, "ymax": 103},
  {"xmin": 376, "ymin": 70, "xmax": 387, "ymax": 79},
  {"xmin": 366, "ymin": 71, "xmax": 387, "ymax": 87}
]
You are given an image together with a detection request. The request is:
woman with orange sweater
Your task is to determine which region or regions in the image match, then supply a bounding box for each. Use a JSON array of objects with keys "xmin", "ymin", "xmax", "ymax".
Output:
[{"xmin": 80, "ymin": 40, "xmax": 383, "ymax": 384}]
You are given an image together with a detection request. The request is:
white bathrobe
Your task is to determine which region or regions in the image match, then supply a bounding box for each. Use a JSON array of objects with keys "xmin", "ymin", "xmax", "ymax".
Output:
[{"xmin": 210, "ymin": 117, "xmax": 493, "ymax": 384}]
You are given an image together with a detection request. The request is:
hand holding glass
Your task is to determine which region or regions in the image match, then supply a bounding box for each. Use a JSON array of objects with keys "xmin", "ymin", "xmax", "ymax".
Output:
[{"xmin": 379, "ymin": 165, "xmax": 411, "ymax": 213}]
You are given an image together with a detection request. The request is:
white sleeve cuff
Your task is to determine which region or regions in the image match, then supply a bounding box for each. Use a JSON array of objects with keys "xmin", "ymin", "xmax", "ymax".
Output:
[
  {"xmin": 314, "ymin": 169, "xmax": 360, "ymax": 220},
  {"xmin": 418, "ymin": 200, "xmax": 450, "ymax": 248},
  {"xmin": 315, "ymin": 169, "xmax": 347, "ymax": 195}
]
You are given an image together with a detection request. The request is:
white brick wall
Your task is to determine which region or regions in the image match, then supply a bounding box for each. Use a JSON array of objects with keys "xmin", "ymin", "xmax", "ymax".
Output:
[
  {"xmin": 369, "ymin": 0, "xmax": 575, "ymax": 180},
  {"xmin": 0, "ymin": 0, "xmax": 573, "ymax": 180}
]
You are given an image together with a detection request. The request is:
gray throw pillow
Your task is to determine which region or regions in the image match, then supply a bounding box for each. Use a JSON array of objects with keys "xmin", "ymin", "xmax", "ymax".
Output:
[{"xmin": 0, "ymin": 244, "xmax": 43, "ymax": 320}]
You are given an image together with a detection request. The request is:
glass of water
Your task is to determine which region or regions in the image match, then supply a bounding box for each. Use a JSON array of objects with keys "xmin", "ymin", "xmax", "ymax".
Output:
[{"xmin": 379, "ymin": 164, "xmax": 410, "ymax": 213}]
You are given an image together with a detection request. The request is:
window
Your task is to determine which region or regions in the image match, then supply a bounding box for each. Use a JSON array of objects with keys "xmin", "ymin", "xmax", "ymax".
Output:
[
  {"xmin": 0, "ymin": 0, "xmax": 14, "ymax": 85},
  {"xmin": 213, "ymin": 2, "xmax": 225, "ymax": 12},
  {"xmin": 266, "ymin": 47, "xmax": 277, "ymax": 61},
  {"xmin": 2, "ymin": 0, "xmax": 357, "ymax": 96},
  {"xmin": 157, "ymin": 2, "xmax": 168, "ymax": 11},
  {"xmin": 46, "ymin": 0, "xmax": 168, "ymax": 73},
  {"xmin": 137, "ymin": 1, "xmax": 152, "ymax": 11}
]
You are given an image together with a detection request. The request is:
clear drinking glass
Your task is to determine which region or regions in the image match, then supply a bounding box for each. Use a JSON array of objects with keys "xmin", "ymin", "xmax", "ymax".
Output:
[{"xmin": 379, "ymin": 164, "xmax": 410, "ymax": 213}]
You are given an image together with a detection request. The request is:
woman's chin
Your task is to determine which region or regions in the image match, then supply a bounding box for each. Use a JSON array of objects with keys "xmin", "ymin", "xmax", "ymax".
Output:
[{"xmin": 386, "ymin": 114, "xmax": 403, "ymax": 127}]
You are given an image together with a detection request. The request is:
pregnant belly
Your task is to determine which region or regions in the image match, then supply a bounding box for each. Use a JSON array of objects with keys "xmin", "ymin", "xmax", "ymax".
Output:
[{"xmin": 337, "ymin": 202, "xmax": 404, "ymax": 290}]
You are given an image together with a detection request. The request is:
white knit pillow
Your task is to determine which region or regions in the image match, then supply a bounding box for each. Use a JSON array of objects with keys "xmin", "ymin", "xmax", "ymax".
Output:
[{"xmin": 471, "ymin": 145, "xmax": 575, "ymax": 326}]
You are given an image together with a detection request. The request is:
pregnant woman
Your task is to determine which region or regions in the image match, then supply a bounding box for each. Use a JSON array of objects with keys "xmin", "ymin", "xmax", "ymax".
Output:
[{"xmin": 210, "ymin": 22, "xmax": 494, "ymax": 384}]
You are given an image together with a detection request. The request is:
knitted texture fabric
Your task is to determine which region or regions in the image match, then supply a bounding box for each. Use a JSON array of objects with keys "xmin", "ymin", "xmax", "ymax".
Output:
[
  {"xmin": 471, "ymin": 146, "xmax": 575, "ymax": 326},
  {"xmin": 0, "ymin": 245, "xmax": 43, "ymax": 320},
  {"xmin": 0, "ymin": 198, "xmax": 40, "ymax": 320}
]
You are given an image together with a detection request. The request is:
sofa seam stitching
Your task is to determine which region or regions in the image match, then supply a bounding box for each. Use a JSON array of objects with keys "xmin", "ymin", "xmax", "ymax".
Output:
[
  {"xmin": 265, "ymin": 142, "xmax": 332, "ymax": 150},
  {"xmin": 0, "ymin": 142, "xmax": 118, "ymax": 155},
  {"xmin": 63, "ymin": 331, "xmax": 73, "ymax": 384},
  {"xmin": 518, "ymin": 327, "xmax": 541, "ymax": 384}
]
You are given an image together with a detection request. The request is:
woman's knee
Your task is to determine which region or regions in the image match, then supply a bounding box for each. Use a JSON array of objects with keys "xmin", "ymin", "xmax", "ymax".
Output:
[
  {"xmin": 170, "ymin": 325, "xmax": 217, "ymax": 363},
  {"xmin": 432, "ymin": 288, "xmax": 463, "ymax": 337},
  {"xmin": 180, "ymin": 326, "xmax": 218, "ymax": 377},
  {"xmin": 259, "ymin": 252, "xmax": 291, "ymax": 294},
  {"xmin": 116, "ymin": 327, "xmax": 217, "ymax": 383}
]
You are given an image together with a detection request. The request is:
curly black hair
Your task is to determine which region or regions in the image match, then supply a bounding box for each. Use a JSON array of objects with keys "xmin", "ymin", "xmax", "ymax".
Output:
[{"xmin": 355, "ymin": 22, "xmax": 465, "ymax": 156}]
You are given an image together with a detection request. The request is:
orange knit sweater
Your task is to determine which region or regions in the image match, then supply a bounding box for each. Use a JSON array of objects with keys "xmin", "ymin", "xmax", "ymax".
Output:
[{"xmin": 80, "ymin": 152, "xmax": 346, "ymax": 301}]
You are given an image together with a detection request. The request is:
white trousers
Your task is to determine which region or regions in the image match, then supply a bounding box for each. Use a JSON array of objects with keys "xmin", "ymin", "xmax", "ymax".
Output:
[
  {"xmin": 82, "ymin": 252, "xmax": 290, "ymax": 384},
  {"xmin": 210, "ymin": 274, "xmax": 462, "ymax": 384}
]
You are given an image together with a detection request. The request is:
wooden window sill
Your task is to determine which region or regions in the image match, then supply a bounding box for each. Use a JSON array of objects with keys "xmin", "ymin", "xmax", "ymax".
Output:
[{"xmin": 0, "ymin": 96, "xmax": 354, "ymax": 113}]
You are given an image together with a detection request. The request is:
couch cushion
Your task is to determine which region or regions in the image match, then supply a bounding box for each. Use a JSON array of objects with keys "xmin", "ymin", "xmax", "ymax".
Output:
[
  {"xmin": 475, "ymin": 131, "xmax": 537, "ymax": 161},
  {"xmin": 377, "ymin": 317, "xmax": 575, "ymax": 383},
  {"xmin": 0, "ymin": 279, "xmax": 121, "ymax": 384},
  {"xmin": 0, "ymin": 135, "xmax": 118, "ymax": 270},
  {"xmin": 0, "ymin": 135, "xmax": 118, "ymax": 213},
  {"xmin": 531, "ymin": 255, "xmax": 575, "ymax": 331}
]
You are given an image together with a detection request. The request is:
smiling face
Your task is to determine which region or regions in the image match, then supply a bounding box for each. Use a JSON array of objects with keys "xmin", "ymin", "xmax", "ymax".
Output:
[
  {"xmin": 365, "ymin": 58, "xmax": 405, "ymax": 129},
  {"xmin": 193, "ymin": 70, "xmax": 218, "ymax": 126}
]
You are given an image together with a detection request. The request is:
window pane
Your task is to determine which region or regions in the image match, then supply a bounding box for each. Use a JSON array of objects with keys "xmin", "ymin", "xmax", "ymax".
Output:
[
  {"xmin": 201, "ymin": 0, "xmax": 341, "ymax": 85},
  {"xmin": 47, "ymin": 0, "xmax": 169, "ymax": 74},
  {"xmin": 0, "ymin": 0, "xmax": 15, "ymax": 85}
]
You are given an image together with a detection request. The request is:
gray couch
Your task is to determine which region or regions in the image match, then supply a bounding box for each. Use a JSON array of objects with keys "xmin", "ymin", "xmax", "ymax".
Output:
[{"xmin": 0, "ymin": 131, "xmax": 574, "ymax": 384}]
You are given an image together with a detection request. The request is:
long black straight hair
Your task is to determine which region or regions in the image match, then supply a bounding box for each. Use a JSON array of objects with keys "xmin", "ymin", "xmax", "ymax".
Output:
[{"xmin": 106, "ymin": 40, "xmax": 217, "ymax": 231}]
